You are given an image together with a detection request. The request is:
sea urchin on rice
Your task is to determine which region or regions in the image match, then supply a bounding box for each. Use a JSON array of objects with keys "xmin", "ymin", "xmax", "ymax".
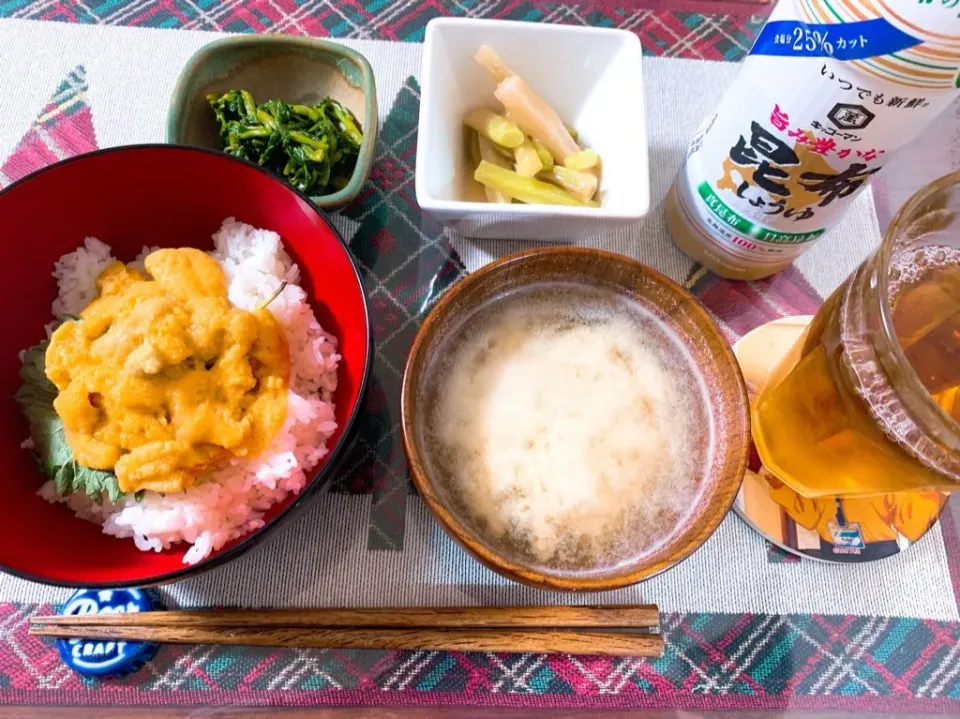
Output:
[{"xmin": 33, "ymin": 218, "xmax": 340, "ymax": 565}]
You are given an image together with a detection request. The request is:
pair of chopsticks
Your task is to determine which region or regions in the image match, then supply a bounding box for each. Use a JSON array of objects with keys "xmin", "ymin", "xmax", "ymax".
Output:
[{"xmin": 30, "ymin": 604, "xmax": 663, "ymax": 657}]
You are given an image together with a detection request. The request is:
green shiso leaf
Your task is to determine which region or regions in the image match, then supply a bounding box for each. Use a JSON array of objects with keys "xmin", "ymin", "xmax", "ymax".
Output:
[{"xmin": 15, "ymin": 339, "xmax": 124, "ymax": 505}]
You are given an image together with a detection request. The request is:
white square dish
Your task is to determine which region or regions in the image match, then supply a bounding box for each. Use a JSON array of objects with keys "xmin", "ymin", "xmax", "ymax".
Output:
[{"xmin": 416, "ymin": 18, "xmax": 649, "ymax": 241}]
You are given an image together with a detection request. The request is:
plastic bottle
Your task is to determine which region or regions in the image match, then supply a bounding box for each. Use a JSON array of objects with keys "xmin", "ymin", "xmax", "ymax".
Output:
[{"xmin": 666, "ymin": 0, "xmax": 960, "ymax": 280}]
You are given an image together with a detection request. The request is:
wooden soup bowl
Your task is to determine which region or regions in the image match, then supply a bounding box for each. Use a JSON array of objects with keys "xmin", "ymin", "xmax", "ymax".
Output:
[{"xmin": 401, "ymin": 247, "xmax": 750, "ymax": 592}]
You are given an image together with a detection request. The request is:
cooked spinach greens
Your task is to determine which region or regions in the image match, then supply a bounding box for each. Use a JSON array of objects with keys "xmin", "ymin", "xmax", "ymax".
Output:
[
  {"xmin": 15, "ymin": 340, "xmax": 126, "ymax": 505},
  {"xmin": 208, "ymin": 90, "xmax": 363, "ymax": 196}
]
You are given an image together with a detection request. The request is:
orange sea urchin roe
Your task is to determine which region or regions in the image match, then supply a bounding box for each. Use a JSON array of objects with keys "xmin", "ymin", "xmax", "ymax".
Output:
[{"xmin": 44, "ymin": 248, "xmax": 289, "ymax": 494}]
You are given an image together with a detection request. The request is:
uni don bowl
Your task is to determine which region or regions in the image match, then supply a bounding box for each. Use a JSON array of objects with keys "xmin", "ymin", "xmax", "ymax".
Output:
[{"xmin": 0, "ymin": 145, "xmax": 371, "ymax": 588}]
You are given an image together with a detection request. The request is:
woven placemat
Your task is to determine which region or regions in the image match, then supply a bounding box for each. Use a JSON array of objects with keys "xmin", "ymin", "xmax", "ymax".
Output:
[{"xmin": 0, "ymin": 3, "xmax": 958, "ymax": 713}]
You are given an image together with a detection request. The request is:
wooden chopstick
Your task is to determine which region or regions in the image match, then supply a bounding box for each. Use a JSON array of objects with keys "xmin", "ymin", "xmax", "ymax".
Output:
[
  {"xmin": 29, "ymin": 625, "xmax": 664, "ymax": 657},
  {"xmin": 29, "ymin": 604, "xmax": 663, "ymax": 657},
  {"xmin": 30, "ymin": 604, "xmax": 659, "ymax": 630}
]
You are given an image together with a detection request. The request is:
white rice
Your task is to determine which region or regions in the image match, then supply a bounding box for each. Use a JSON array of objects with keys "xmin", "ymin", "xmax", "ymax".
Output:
[{"xmin": 37, "ymin": 218, "xmax": 341, "ymax": 565}]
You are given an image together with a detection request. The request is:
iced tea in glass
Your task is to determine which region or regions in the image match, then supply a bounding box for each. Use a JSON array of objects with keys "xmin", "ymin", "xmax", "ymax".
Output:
[{"xmin": 752, "ymin": 171, "xmax": 960, "ymax": 498}]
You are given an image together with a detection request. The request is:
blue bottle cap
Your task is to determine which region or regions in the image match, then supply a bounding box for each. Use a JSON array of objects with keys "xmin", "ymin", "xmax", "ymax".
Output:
[{"xmin": 56, "ymin": 588, "xmax": 163, "ymax": 678}]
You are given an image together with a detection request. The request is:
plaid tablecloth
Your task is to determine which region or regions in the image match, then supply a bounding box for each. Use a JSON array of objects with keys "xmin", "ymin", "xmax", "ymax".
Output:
[{"xmin": 1, "ymin": 1, "xmax": 959, "ymax": 714}]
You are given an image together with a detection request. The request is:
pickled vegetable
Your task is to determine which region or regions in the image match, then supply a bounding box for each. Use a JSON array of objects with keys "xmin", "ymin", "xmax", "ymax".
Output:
[
  {"xmin": 538, "ymin": 166, "xmax": 598, "ymax": 204},
  {"xmin": 531, "ymin": 139, "xmax": 555, "ymax": 171},
  {"xmin": 494, "ymin": 76, "xmax": 580, "ymax": 163},
  {"xmin": 477, "ymin": 135, "xmax": 513, "ymax": 203},
  {"xmin": 474, "ymin": 161, "xmax": 597, "ymax": 207},
  {"xmin": 475, "ymin": 44, "xmax": 513, "ymax": 83},
  {"xmin": 564, "ymin": 149, "xmax": 599, "ymax": 171},
  {"xmin": 463, "ymin": 108, "xmax": 525, "ymax": 149},
  {"xmin": 514, "ymin": 139, "xmax": 543, "ymax": 178},
  {"xmin": 465, "ymin": 45, "xmax": 602, "ymax": 206}
]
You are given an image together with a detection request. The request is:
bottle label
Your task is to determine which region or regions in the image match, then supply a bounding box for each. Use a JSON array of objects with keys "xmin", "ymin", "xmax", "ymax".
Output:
[
  {"xmin": 751, "ymin": 18, "xmax": 921, "ymax": 61},
  {"xmin": 679, "ymin": 0, "xmax": 960, "ymax": 268}
]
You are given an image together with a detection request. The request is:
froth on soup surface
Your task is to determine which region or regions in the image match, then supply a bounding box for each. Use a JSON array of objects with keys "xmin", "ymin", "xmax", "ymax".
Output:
[{"xmin": 424, "ymin": 285, "xmax": 707, "ymax": 572}]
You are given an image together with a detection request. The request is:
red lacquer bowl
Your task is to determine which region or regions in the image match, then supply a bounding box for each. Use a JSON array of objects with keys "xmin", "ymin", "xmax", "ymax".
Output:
[{"xmin": 0, "ymin": 145, "xmax": 371, "ymax": 587}]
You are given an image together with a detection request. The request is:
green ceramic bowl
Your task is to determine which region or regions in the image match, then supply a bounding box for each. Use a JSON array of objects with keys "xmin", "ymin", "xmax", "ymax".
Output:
[{"xmin": 167, "ymin": 35, "xmax": 377, "ymax": 210}]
